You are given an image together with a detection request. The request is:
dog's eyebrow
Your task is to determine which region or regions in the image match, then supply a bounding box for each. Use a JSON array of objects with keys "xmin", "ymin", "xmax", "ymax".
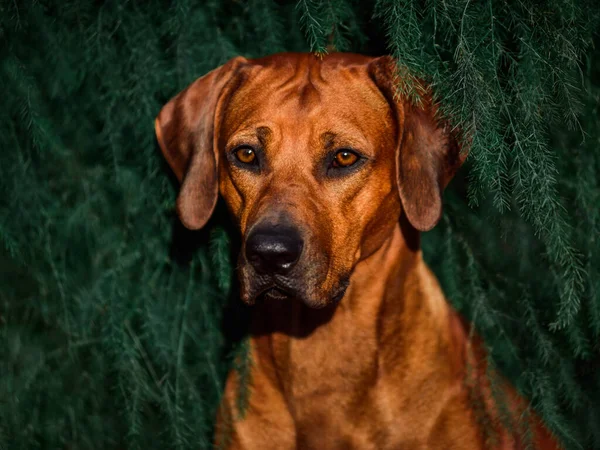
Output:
[
  {"xmin": 226, "ymin": 125, "xmax": 273, "ymax": 148},
  {"xmin": 320, "ymin": 131, "xmax": 370, "ymax": 154},
  {"xmin": 321, "ymin": 132, "xmax": 337, "ymax": 150},
  {"xmin": 256, "ymin": 126, "xmax": 273, "ymax": 146}
]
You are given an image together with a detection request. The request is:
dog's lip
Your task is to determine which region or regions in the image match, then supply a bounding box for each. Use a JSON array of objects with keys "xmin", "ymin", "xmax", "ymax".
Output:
[
  {"xmin": 331, "ymin": 289, "xmax": 346, "ymax": 304},
  {"xmin": 330, "ymin": 283, "xmax": 349, "ymax": 305},
  {"xmin": 259, "ymin": 286, "xmax": 290, "ymax": 301},
  {"xmin": 265, "ymin": 287, "xmax": 289, "ymax": 299},
  {"xmin": 329, "ymin": 276, "xmax": 350, "ymax": 305}
]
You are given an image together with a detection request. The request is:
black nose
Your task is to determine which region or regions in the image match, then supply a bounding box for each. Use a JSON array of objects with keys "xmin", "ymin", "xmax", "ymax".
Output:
[{"xmin": 245, "ymin": 226, "xmax": 304, "ymax": 274}]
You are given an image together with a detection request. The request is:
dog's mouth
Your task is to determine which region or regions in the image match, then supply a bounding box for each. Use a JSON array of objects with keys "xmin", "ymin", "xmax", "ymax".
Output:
[
  {"xmin": 240, "ymin": 276, "xmax": 295, "ymax": 305},
  {"xmin": 260, "ymin": 286, "xmax": 290, "ymax": 301},
  {"xmin": 251, "ymin": 279, "xmax": 349, "ymax": 308},
  {"xmin": 240, "ymin": 265, "xmax": 352, "ymax": 308}
]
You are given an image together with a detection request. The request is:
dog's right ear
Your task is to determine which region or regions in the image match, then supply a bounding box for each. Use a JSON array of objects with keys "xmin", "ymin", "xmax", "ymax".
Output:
[{"xmin": 155, "ymin": 56, "xmax": 247, "ymax": 230}]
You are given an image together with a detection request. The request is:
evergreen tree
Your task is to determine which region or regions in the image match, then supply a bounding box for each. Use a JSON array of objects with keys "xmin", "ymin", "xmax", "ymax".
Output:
[{"xmin": 1, "ymin": 1, "xmax": 599, "ymax": 448}]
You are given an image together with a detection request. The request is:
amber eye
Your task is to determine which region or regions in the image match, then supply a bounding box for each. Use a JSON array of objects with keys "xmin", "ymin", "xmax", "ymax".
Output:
[
  {"xmin": 235, "ymin": 147, "xmax": 256, "ymax": 164},
  {"xmin": 332, "ymin": 150, "xmax": 359, "ymax": 168}
]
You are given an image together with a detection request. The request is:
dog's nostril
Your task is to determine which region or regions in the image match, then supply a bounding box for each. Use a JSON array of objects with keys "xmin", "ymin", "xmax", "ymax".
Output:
[{"xmin": 245, "ymin": 227, "xmax": 304, "ymax": 274}]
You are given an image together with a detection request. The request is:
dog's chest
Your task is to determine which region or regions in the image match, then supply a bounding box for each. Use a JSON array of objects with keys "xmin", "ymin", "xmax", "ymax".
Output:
[
  {"xmin": 258, "ymin": 296, "xmax": 487, "ymax": 449},
  {"xmin": 267, "ymin": 305, "xmax": 407, "ymax": 448},
  {"xmin": 285, "ymin": 310, "xmax": 378, "ymax": 400}
]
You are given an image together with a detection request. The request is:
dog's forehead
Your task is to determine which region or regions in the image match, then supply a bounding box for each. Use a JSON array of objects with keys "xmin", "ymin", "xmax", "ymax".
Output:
[{"xmin": 221, "ymin": 53, "xmax": 392, "ymax": 149}]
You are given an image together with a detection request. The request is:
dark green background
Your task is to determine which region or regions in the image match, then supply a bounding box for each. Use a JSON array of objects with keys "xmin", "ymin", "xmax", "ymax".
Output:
[{"xmin": 1, "ymin": 1, "xmax": 599, "ymax": 449}]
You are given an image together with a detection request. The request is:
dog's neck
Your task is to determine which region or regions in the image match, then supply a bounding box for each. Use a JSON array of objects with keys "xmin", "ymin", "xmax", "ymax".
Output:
[
  {"xmin": 338, "ymin": 220, "xmax": 451, "ymax": 343},
  {"xmin": 251, "ymin": 220, "xmax": 456, "ymax": 370},
  {"xmin": 342, "ymin": 221, "xmax": 418, "ymax": 313}
]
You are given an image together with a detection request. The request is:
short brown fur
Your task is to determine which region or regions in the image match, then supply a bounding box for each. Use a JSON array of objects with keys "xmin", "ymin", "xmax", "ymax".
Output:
[{"xmin": 155, "ymin": 52, "xmax": 561, "ymax": 449}]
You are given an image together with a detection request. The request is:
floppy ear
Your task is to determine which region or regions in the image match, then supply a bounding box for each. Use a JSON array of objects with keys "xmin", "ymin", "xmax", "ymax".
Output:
[
  {"xmin": 369, "ymin": 56, "xmax": 467, "ymax": 232},
  {"xmin": 155, "ymin": 56, "xmax": 247, "ymax": 230}
]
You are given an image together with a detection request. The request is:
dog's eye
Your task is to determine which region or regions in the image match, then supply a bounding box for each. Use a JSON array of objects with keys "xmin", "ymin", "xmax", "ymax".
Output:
[
  {"xmin": 332, "ymin": 150, "xmax": 359, "ymax": 168},
  {"xmin": 234, "ymin": 146, "xmax": 257, "ymax": 165}
]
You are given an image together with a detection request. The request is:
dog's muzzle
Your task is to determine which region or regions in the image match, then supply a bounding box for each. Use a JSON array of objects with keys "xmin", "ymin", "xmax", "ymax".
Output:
[{"xmin": 240, "ymin": 222, "xmax": 346, "ymax": 308}]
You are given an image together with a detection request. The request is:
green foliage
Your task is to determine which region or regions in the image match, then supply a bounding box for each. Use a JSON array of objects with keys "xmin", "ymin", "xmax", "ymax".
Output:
[{"xmin": 1, "ymin": 0, "xmax": 599, "ymax": 449}]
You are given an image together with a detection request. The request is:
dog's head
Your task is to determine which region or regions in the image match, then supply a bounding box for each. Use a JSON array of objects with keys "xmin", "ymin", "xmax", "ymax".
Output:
[{"xmin": 155, "ymin": 53, "xmax": 466, "ymax": 308}]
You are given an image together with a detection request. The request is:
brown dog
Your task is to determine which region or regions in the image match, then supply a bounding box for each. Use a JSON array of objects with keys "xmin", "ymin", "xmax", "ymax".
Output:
[{"xmin": 155, "ymin": 53, "xmax": 560, "ymax": 449}]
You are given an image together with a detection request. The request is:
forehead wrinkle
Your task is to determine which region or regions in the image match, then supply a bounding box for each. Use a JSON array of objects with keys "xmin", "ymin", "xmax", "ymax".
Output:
[
  {"xmin": 300, "ymin": 61, "xmax": 324, "ymax": 109},
  {"xmin": 269, "ymin": 57, "xmax": 324, "ymax": 113},
  {"xmin": 297, "ymin": 82, "xmax": 321, "ymax": 110}
]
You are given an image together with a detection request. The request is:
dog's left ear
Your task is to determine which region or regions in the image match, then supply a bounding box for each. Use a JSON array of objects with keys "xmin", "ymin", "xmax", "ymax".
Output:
[
  {"xmin": 369, "ymin": 56, "xmax": 468, "ymax": 232},
  {"xmin": 155, "ymin": 56, "xmax": 247, "ymax": 230}
]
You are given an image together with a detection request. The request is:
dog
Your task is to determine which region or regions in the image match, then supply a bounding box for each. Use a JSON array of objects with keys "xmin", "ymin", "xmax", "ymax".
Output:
[{"xmin": 155, "ymin": 53, "xmax": 560, "ymax": 449}]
